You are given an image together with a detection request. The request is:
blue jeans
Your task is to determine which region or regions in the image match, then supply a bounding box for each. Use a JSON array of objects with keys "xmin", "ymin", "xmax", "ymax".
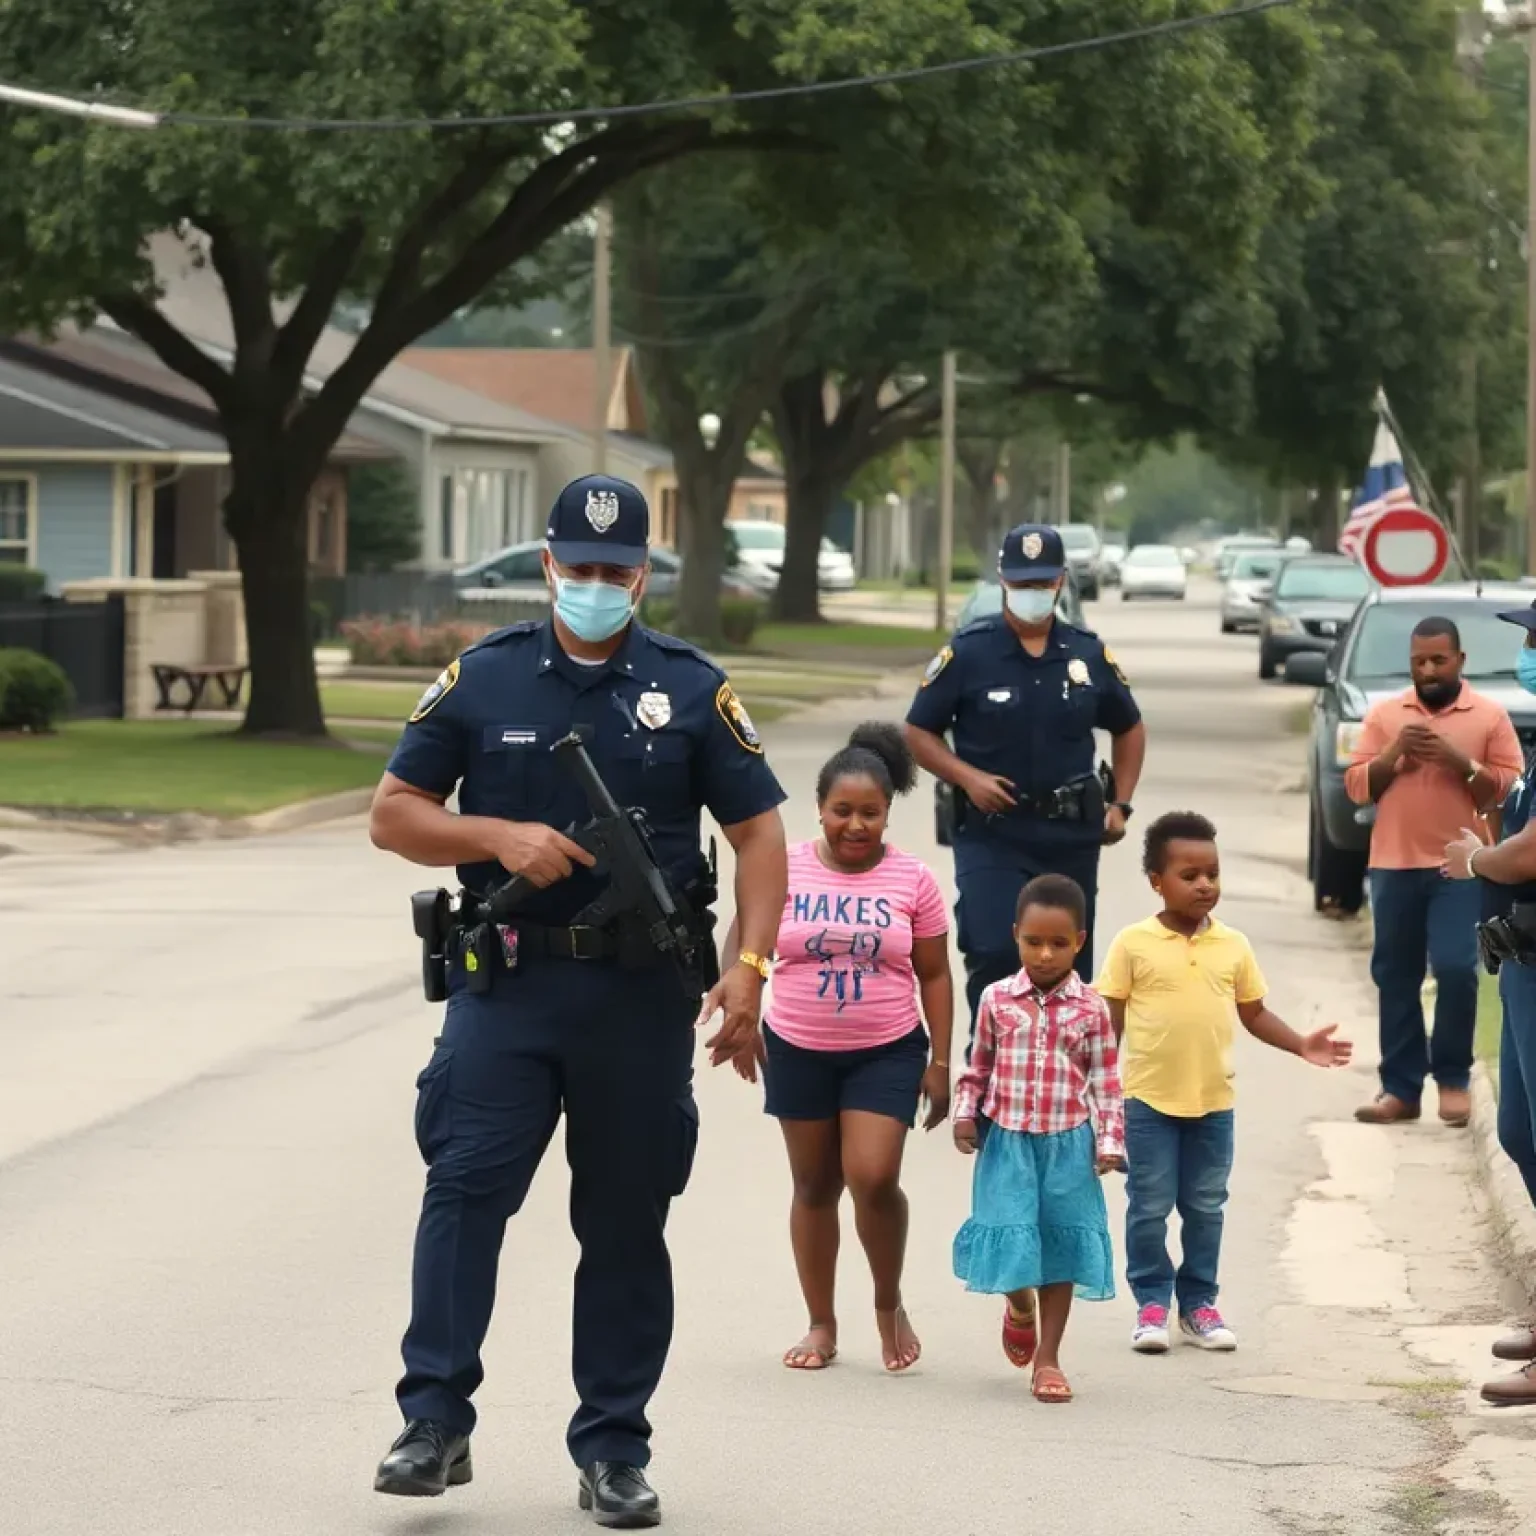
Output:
[
  {"xmin": 1367, "ymin": 868, "xmax": 1481, "ymax": 1104},
  {"xmin": 1498, "ymin": 959, "xmax": 1536, "ymax": 1208},
  {"xmin": 1123, "ymin": 1100, "xmax": 1235, "ymax": 1313}
]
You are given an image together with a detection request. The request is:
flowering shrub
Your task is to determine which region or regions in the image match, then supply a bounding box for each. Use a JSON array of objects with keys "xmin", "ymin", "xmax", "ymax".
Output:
[{"xmin": 340, "ymin": 617, "xmax": 492, "ymax": 667}]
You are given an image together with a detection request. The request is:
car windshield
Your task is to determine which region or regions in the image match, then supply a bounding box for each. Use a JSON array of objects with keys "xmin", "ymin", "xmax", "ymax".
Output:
[
  {"xmin": 1232, "ymin": 553, "xmax": 1281, "ymax": 580},
  {"xmin": 1058, "ymin": 526, "xmax": 1098, "ymax": 550},
  {"xmin": 1349, "ymin": 603, "xmax": 1527, "ymax": 684},
  {"xmin": 1274, "ymin": 562, "xmax": 1370, "ymax": 601},
  {"xmin": 730, "ymin": 523, "xmax": 784, "ymax": 550},
  {"xmin": 1128, "ymin": 546, "xmax": 1180, "ymax": 566}
]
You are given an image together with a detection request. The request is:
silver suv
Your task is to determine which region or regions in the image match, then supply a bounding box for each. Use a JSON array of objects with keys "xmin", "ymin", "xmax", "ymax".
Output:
[{"xmin": 1057, "ymin": 524, "xmax": 1102, "ymax": 600}]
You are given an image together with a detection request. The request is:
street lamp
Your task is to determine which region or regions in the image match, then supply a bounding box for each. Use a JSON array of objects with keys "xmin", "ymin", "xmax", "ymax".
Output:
[{"xmin": 699, "ymin": 413, "xmax": 722, "ymax": 450}]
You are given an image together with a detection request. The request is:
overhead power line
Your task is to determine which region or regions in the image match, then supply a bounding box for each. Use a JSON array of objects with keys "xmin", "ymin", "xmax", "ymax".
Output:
[{"xmin": 0, "ymin": 0, "xmax": 1300, "ymax": 134}]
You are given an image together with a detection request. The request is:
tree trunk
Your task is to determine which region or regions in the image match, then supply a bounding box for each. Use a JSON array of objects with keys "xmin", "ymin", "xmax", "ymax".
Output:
[
  {"xmin": 672, "ymin": 452, "xmax": 732, "ymax": 641},
  {"xmin": 224, "ymin": 457, "xmax": 326, "ymax": 737},
  {"xmin": 958, "ymin": 441, "xmax": 1003, "ymax": 566},
  {"xmin": 1315, "ymin": 474, "xmax": 1342, "ymax": 549},
  {"xmin": 774, "ymin": 470, "xmax": 837, "ymax": 622}
]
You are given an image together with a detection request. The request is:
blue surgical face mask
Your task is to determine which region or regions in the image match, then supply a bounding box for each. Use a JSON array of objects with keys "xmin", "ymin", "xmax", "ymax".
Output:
[
  {"xmin": 552, "ymin": 574, "xmax": 637, "ymax": 641},
  {"xmin": 1005, "ymin": 586, "xmax": 1057, "ymax": 625},
  {"xmin": 1517, "ymin": 647, "xmax": 1536, "ymax": 695}
]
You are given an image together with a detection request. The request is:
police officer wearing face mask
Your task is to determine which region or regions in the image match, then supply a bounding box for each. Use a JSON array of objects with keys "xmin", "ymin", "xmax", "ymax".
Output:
[
  {"xmin": 368, "ymin": 474, "xmax": 789, "ymax": 1526},
  {"xmin": 904, "ymin": 523, "xmax": 1147, "ymax": 1031},
  {"xmin": 1445, "ymin": 600, "xmax": 1536, "ymax": 1406}
]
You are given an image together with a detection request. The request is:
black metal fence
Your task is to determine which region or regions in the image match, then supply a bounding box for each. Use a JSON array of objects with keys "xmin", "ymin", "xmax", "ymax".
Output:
[
  {"xmin": 0, "ymin": 595, "xmax": 126, "ymax": 718},
  {"xmin": 309, "ymin": 572, "xmax": 546, "ymax": 635}
]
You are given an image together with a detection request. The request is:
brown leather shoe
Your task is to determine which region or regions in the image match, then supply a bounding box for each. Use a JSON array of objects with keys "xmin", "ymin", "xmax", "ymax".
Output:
[
  {"xmin": 1354, "ymin": 1094, "xmax": 1422, "ymax": 1125},
  {"xmin": 1437, "ymin": 1086, "xmax": 1471, "ymax": 1127},
  {"xmin": 1482, "ymin": 1362, "xmax": 1536, "ymax": 1406},
  {"xmin": 1492, "ymin": 1325, "xmax": 1536, "ymax": 1362}
]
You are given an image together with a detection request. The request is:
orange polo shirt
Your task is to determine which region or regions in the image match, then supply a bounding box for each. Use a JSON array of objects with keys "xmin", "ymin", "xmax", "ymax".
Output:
[{"xmin": 1344, "ymin": 686, "xmax": 1523, "ymax": 869}]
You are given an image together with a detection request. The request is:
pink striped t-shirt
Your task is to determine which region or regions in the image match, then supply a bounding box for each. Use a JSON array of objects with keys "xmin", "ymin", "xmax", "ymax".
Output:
[{"xmin": 764, "ymin": 840, "xmax": 950, "ymax": 1052}]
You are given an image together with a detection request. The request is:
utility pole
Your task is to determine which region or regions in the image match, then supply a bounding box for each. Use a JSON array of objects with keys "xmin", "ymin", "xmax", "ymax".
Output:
[
  {"xmin": 1057, "ymin": 441, "xmax": 1072, "ymax": 524},
  {"xmin": 592, "ymin": 201, "xmax": 612, "ymax": 476},
  {"xmin": 936, "ymin": 350, "xmax": 957, "ymax": 632}
]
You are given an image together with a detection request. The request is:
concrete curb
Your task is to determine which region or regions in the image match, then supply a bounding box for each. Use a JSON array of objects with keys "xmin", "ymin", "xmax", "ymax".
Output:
[
  {"xmin": 235, "ymin": 786, "xmax": 375, "ymax": 837},
  {"xmin": 1470, "ymin": 1060, "xmax": 1536, "ymax": 1311}
]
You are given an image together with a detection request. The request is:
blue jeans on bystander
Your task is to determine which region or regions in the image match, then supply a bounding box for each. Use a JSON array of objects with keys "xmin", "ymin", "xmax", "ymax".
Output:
[
  {"xmin": 1497, "ymin": 958, "xmax": 1536, "ymax": 1208},
  {"xmin": 1367, "ymin": 868, "xmax": 1482, "ymax": 1106},
  {"xmin": 1123, "ymin": 1099, "xmax": 1235, "ymax": 1314}
]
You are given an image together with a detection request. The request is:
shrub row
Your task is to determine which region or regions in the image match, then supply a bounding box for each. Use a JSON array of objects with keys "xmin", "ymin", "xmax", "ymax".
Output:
[
  {"xmin": 0, "ymin": 566, "xmax": 47, "ymax": 604},
  {"xmin": 0, "ymin": 647, "xmax": 73, "ymax": 731}
]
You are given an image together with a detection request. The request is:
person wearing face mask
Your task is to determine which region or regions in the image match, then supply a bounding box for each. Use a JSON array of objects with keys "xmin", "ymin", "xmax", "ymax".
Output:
[
  {"xmin": 903, "ymin": 523, "xmax": 1147, "ymax": 1039},
  {"xmin": 367, "ymin": 474, "xmax": 789, "ymax": 1527},
  {"xmin": 1445, "ymin": 601, "xmax": 1536, "ymax": 1405},
  {"xmin": 1345, "ymin": 615, "xmax": 1523, "ymax": 1129}
]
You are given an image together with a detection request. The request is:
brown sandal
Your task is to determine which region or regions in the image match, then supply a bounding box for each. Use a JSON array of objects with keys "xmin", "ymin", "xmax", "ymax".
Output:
[
  {"xmin": 1031, "ymin": 1365, "xmax": 1073, "ymax": 1403},
  {"xmin": 783, "ymin": 1327, "xmax": 838, "ymax": 1371},
  {"xmin": 1002, "ymin": 1299, "xmax": 1038, "ymax": 1369}
]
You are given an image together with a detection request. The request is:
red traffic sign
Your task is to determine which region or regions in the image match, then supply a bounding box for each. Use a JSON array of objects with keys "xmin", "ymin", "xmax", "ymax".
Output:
[{"xmin": 1359, "ymin": 505, "xmax": 1449, "ymax": 588}]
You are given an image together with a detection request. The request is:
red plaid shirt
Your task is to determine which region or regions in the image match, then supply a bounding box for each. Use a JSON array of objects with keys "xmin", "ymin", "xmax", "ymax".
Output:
[{"xmin": 953, "ymin": 969, "xmax": 1125, "ymax": 1161}]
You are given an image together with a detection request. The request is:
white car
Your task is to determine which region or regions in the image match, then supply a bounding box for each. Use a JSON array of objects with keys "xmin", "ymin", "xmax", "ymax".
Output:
[
  {"xmin": 725, "ymin": 520, "xmax": 857, "ymax": 591},
  {"xmin": 1120, "ymin": 544, "xmax": 1188, "ymax": 601},
  {"xmin": 1219, "ymin": 548, "xmax": 1284, "ymax": 633},
  {"xmin": 1099, "ymin": 541, "xmax": 1127, "ymax": 585}
]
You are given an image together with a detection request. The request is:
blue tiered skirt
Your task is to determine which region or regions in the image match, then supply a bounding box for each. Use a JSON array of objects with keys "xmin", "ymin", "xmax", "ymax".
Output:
[{"xmin": 952, "ymin": 1122, "xmax": 1115, "ymax": 1302}]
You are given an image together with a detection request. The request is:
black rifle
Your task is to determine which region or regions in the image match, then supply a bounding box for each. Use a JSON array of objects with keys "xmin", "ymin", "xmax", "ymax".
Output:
[{"xmin": 472, "ymin": 731, "xmax": 707, "ymax": 1000}]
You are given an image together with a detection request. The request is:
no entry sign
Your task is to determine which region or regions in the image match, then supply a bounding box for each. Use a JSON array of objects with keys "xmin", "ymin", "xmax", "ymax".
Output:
[{"xmin": 1359, "ymin": 505, "xmax": 1450, "ymax": 588}]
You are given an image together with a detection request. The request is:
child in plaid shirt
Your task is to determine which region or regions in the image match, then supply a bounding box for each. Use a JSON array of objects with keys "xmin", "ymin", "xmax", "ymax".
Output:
[{"xmin": 952, "ymin": 873, "xmax": 1124, "ymax": 1404}]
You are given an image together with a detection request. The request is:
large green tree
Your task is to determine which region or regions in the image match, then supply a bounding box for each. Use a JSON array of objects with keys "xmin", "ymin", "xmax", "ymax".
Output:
[{"xmin": 0, "ymin": 0, "xmax": 1000, "ymax": 733}]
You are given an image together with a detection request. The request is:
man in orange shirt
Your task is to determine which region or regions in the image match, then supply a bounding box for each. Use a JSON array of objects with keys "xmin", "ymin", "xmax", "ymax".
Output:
[{"xmin": 1345, "ymin": 616, "xmax": 1522, "ymax": 1127}]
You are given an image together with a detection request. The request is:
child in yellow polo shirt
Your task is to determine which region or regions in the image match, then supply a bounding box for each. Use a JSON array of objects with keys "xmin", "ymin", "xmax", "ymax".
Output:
[{"xmin": 1096, "ymin": 811, "xmax": 1352, "ymax": 1355}]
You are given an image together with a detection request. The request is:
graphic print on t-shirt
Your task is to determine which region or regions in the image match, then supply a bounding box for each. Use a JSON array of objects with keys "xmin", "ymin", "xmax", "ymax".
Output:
[{"xmin": 805, "ymin": 926, "xmax": 883, "ymax": 1010}]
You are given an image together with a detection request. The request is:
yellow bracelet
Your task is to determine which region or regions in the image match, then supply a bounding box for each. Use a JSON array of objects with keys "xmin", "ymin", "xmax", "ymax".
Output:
[{"xmin": 738, "ymin": 950, "xmax": 771, "ymax": 980}]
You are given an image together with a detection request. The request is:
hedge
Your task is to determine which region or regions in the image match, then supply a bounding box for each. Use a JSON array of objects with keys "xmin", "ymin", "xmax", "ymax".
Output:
[
  {"xmin": 0, "ymin": 566, "xmax": 47, "ymax": 604},
  {"xmin": 0, "ymin": 647, "xmax": 74, "ymax": 731}
]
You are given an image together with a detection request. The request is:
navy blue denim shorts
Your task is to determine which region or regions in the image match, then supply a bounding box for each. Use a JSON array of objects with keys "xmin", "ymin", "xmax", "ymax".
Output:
[{"xmin": 761, "ymin": 1021, "xmax": 929, "ymax": 1126}]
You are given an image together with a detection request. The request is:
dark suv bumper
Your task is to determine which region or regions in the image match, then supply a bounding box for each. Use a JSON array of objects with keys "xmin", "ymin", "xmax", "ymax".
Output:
[{"xmin": 1315, "ymin": 758, "xmax": 1372, "ymax": 855}]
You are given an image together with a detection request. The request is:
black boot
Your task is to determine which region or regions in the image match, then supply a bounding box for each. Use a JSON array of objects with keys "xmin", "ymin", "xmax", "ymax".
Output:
[
  {"xmin": 578, "ymin": 1462, "xmax": 661, "ymax": 1528},
  {"xmin": 374, "ymin": 1419, "xmax": 472, "ymax": 1496}
]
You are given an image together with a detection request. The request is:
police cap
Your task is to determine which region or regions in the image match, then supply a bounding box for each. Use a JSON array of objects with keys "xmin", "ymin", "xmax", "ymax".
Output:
[
  {"xmin": 546, "ymin": 474, "xmax": 649, "ymax": 569},
  {"xmin": 998, "ymin": 523, "xmax": 1065, "ymax": 582},
  {"xmin": 1497, "ymin": 597, "xmax": 1536, "ymax": 635}
]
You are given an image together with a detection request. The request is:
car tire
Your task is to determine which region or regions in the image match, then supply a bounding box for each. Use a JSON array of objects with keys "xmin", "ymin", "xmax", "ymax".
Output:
[
  {"xmin": 1310, "ymin": 794, "xmax": 1366, "ymax": 914},
  {"xmin": 1121, "ymin": 590, "xmax": 1133, "ymax": 602},
  {"xmin": 1083, "ymin": 582, "xmax": 1099, "ymax": 602},
  {"xmin": 1259, "ymin": 645, "xmax": 1278, "ymax": 680},
  {"xmin": 1221, "ymin": 619, "xmax": 1237, "ymax": 634}
]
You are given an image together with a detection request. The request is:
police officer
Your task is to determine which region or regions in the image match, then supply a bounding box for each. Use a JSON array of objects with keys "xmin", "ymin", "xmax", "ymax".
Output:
[
  {"xmin": 368, "ymin": 474, "xmax": 789, "ymax": 1527},
  {"xmin": 903, "ymin": 522, "xmax": 1146, "ymax": 1029},
  {"xmin": 1446, "ymin": 596, "xmax": 1536, "ymax": 1406}
]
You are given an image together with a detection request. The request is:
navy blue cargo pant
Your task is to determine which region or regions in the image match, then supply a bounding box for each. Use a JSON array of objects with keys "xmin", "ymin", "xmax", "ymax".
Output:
[
  {"xmin": 397, "ymin": 953, "xmax": 699, "ymax": 1469},
  {"xmin": 954, "ymin": 837, "xmax": 1101, "ymax": 1048}
]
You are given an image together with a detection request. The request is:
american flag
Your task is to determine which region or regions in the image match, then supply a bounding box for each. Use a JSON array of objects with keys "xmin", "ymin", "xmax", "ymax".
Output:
[{"xmin": 1338, "ymin": 417, "xmax": 1420, "ymax": 557}]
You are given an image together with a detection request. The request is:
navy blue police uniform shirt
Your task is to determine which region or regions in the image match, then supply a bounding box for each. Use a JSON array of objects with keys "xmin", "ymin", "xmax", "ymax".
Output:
[
  {"xmin": 386, "ymin": 618, "xmax": 787, "ymax": 925},
  {"xmin": 905, "ymin": 612, "xmax": 1141, "ymax": 848}
]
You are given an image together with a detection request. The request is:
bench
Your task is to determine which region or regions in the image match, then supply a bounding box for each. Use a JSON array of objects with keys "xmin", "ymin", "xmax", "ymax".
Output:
[{"xmin": 151, "ymin": 662, "xmax": 249, "ymax": 714}]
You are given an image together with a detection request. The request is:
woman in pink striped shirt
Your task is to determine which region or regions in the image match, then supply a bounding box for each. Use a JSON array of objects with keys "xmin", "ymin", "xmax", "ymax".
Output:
[{"xmin": 728, "ymin": 722, "xmax": 954, "ymax": 1373}]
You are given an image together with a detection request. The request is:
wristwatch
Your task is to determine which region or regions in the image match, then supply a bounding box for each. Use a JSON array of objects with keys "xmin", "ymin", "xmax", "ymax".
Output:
[
  {"xmin": 1465, "ymin": 760, "xmax": 1482, "ymax": 785},
  {"xmin": 1112, "ymin": 802, "xmax": 1135, "ymax": 819},
  {"xmin": 738, "ymin": 950, "xmax": 771, "ymax": 980}
]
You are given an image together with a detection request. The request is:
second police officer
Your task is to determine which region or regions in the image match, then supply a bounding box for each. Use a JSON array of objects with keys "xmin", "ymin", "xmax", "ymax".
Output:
[
  {"xmin": 903, "ymin": 522, "xmax": 1147, "ymax": 1036},
  {"xmin": 367, "ymin": 475, "xmax": 789, "ymax": 1528}
]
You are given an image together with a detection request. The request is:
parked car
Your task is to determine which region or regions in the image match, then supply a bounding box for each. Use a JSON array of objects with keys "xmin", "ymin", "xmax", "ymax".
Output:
[
  {"xmin": 1099, "ymin": 541, "xmax": 1127, "ymax": 586},
  {"xmin": 1289, "ymin": 581, "xmax": 1536, "ymax": 914},
  {"xmin": 1056, "ymin": 524, "xmax": 1102, "ymax": 600},
  {"xmin": 1120, "ymin": 543, "xmax": 1188, "ymax": 601},
  {"xmin": 933, "ymin": 574, "xmax": 1087, "ymax": 844},
  {"xmin": 454, "ymin": 541, "xmax": 763, "ymax": 603},
  {"xmin": 1219, "ymin": 548, "xmax": 1286, "ymax": 634},
  {"xmin": 724, "ymin": 520, "xmax": 857, "ymax": 592},
  {"xmin": 1257, "ymin": 554, "xmax": 1372, "ymax": 680}
]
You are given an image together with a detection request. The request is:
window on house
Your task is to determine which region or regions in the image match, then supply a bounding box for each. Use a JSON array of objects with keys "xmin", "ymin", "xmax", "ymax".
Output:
[
  {"xmin": 504, "ymin": 467, "xmax": 533, "ymax": 545},
  {"xmin": 0, "ymin": 477, "xmax": 33, "ymax": 564},
  {"xmin": 439, "ymin": 474, "xmax": 455, "ymax": 563}
]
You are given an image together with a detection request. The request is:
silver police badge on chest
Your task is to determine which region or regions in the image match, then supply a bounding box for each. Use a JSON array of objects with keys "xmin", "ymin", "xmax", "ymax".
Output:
[
  {"xmin": 636, "ymin": 690, "xmax": 672, "ymax": 730},
  {"xmin": 1067, "ymin": 658, "xmax": 1090, "ymax": 686},
  {"xmin": 585, "ymin": 490, "xmax": 620, "ymax": 532}
]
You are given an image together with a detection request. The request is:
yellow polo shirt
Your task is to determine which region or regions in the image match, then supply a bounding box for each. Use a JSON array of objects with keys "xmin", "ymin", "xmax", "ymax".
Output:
[{"xmin": 1094, "ymin": 916, "xmax": 1268, "ymax": 1117}]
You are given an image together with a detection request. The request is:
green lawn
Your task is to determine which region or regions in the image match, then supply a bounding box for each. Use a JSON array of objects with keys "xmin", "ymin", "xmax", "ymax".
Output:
[
  {"xmin": 1478, "ymin": 970, "xmax": 1503, "ymax": 1081},
  {"xmin": 755, "ymin": 621, "xmax": 946, "ymax": 652},
  {"xmin": 320, "ymin": 680, "xmax": 422, "ymax": 722},
  {"xmin": 0, "ymin": 720, "xmax": 396, "ymax": 816}
]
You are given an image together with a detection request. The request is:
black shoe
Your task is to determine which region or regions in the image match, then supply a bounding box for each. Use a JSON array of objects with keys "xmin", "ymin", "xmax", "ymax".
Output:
[
  {"xmin": 578, "ymin": 1462, "xmax": 661, "ymax": 1528},
  {"xmin": 374, "ymin": 1419, "xmax": 472, "ymax": 1496}
]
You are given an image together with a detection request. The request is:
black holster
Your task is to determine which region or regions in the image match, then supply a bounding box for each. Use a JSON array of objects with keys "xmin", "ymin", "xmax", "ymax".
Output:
[
  {"xmin": 1476, "ymin": 905, "xmax": 1536, "ymax": 974},
  {"xmin": 411, "ymin": 889, "xmax": 452, "ymax": 1003}
]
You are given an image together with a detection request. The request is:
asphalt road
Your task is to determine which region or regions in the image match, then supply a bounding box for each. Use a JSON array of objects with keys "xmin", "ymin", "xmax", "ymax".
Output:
[{"xmin": 4, "ymin": 579, "xmax": 1535, "ymax": 1535}]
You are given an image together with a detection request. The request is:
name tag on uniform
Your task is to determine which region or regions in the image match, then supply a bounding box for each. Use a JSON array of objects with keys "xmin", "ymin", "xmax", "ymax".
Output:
[
  {"xmin": 500, "ymin": 729, "xmax": 538, "ymax": 747},
  {"xmin": 987, "ymin": 689, "xmax": 1012, "ymax": 703}
]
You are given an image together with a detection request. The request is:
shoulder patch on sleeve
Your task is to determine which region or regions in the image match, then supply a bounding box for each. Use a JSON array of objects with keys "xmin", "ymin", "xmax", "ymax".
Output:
[
  {"xmin": 715, "ymin": 681, "xmax": 763, "ymax": 753},
  {"xmin": 1102, "ymin": 645, "xmax": 1129, "ymax": 686},
  {"xmin": 920, "ymin": 645, "xmax": 954, "ymax": 687},
  {"xmin": 409, "ymin": 658, "xmax": 461, "ymax": 723}
]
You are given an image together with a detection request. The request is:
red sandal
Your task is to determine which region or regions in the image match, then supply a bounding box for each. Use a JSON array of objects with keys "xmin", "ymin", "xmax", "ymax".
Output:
[
  {"xmin": 1031, "ymin": 1365, "xmax": 1073, "ymax": 1403},
  {"xmin": 1001, "ymin": 1298, "xmax": 1038, "ymax": 1369}
]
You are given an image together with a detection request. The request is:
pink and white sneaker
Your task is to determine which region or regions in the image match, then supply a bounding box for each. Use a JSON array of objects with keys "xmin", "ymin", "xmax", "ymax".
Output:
[
  {"xmin": 1180, "ymin": 1306, "xmax": 1237, "ymax": 1351},
  {"xmin": 1131, "ymin": 1304, "xmax": 1171, "ymax": 1353}
]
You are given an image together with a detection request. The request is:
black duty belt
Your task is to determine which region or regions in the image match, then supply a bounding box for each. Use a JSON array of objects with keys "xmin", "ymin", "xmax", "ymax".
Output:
[{"xmin": 506, "ymin": 921, "xmax": 623, "ymax": 962}]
